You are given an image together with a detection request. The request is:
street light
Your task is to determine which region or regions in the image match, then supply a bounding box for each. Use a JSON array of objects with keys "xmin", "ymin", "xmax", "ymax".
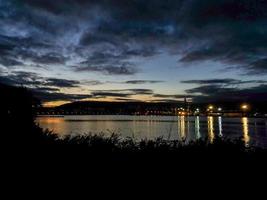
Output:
[
  {"xmin": 209, "ymin": 105, "xmax": 214, "ymax": 110},
  {"xmin": 241, "ymin": 104, "xmax": 248, "ymax": 110},
  {"xmin": 241, "ymin": 104, "xmax": 249, "ymax": 116}
]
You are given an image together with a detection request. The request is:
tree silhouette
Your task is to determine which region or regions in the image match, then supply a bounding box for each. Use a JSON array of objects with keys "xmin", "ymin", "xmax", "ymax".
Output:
[{"xmin": 0, "ymin": 83, "xmax": 40, "ymax": 145}]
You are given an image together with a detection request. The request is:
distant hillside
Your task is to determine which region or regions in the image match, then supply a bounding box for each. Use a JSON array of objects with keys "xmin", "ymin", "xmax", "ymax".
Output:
[
  {"xmin": 37, "ymin": 99, "xmax": 267, "ymax": 115},
  {"xmin": 37, "ymin": 101, "xmax": 185, "ymax": 115}
]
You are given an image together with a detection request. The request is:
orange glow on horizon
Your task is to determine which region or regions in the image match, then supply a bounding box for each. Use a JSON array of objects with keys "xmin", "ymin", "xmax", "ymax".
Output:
[
  {"xmin": 43, "ymin": 101, "xmax": 71, "ymax": 107},
  {"xmin": 42, "ymin": 95, "xmax": 183, "ymax": 107}
]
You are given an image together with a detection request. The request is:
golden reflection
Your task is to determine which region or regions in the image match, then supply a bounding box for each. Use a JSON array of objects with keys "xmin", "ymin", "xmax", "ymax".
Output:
[
  {"xmin": 208, "ymin": 116, "xmax": 215, "ymax": 143},
  {"xmin": 178, "ymin": 116, "xmax": 186, "ymax": 140},
  {"xmin": 195, "ymin": 116, "xmax": 201, "ymax": 140},
  {"xmin": 218, "ymin": 116, "xmax": 223, "ymax": 137},
  {"xmin": 36, "ymin": 117, "xmax": 66, "ymax": 137},
  {"xmin": 43, "ymin": 101, "xmax": 70, "ymax": 107},
  {"xmin": 242, "ymin": 117, "xmax": 250, "ymax": 147},
  {"xmin": 37, "ymin": 117, "xmax": 64, "ymax": 124}
]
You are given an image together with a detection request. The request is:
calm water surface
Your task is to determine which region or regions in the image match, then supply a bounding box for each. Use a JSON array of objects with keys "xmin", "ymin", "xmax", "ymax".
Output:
[{"xmin": 36, "ymin": 115, "xmax": 267, "ymax": 148}]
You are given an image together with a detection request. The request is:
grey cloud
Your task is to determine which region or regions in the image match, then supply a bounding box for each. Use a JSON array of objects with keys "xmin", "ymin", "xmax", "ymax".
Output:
[
  {"xmin": 185, "ymin": 84, "xmax": 267, "ymax": 102},
  {"xmin": 91, "ymin": 89, "xmax": 154, "ymax": 97},
  {"xmin": 181, "ymin": 79, "xmax": 267, "ymax": 85},
  {"xmin": 181, "ymin": 79, "xmax": 240, "ymax": 85},
  {"xmin": 150, "ymin": 99, "xmax": 185, "ymax": 103},
  {"xmin": 74, "ymin": 64, "xmax": 138, "ymax": 75},
  {"xmin": 91, "ymin": 92, "xmax": 130, "ymax": 98},
  {"xmin": 0, "ymin": 71, "xmax": 43, "ymax": 86},
  {"xmin": 128, "ymin": 89, "xmax": 154, "ymax": 95},
  {"xmin": 0, "ymin": 57, "xmax": 23, "ymax": 67},
  {"xmin": 245, "ymin": 58, "xmax": 267, "ymax": 75},
  {"xmin": 1, "ymin": 0, "xmax": 267, "ymax": 106},
  {"xmin": 30, "ymin": 53, "xmax": 67, "ymax": 65},
  {"xmin": 33, "ymin": 90, "xmax": 93, "ymax": 102},
  {"xmin": 125, "ymin": 80, "xmax": 164, "ymax": 84},
  {"xmin": 35, "ymin": 87, "xmax": 60, "ymax": 92},
  {"xmin": 82, "ymin": 80, "xmax": 103, "ymax": 86},
  {"xmin": 0, "ymin": 71, "xmax": 80, "ymax": 89},
  {"xmin": 45, "ymin": 78, "xmax": 80, "ymax": 88},
  {"xmin": 2, "ymin": 0, "xmax": 267, "ymax": 75},
  {"xmin": 153, "ymin": 94, "xmax": 195, "ymax": 99}
]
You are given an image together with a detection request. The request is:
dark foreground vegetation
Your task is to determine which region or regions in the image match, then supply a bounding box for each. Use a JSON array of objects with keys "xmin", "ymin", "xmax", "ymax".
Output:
[{"xmin": 2, "ymin": 83, "xmax": 267, "ymax": 183}]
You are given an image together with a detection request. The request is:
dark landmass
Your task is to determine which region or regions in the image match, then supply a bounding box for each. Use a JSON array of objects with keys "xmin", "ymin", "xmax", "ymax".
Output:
[
  {"xmin": 39, "ymin": 101, "xmax": 183, "ymax": 115},
  {"xmin": 36, "ymin": 98, "xmax": 267, "ymax": 117}
]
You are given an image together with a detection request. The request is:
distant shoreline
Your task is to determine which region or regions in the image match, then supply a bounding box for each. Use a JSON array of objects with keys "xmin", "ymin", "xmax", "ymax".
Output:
[{"xmin": 36, "ymin": 114, "xmax": 267, "ymax": 119}]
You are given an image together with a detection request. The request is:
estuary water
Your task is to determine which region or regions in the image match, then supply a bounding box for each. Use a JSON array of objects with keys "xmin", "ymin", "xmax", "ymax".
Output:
[{"xmin": 36, "ymin": 115, "xmax": 267, "ymax": 148}]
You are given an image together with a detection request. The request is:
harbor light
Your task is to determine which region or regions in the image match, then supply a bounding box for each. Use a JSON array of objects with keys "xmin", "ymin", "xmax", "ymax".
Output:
[
  {"xmin": 208, "ymin": 105, "xmax": 214, "ymax": 110},
  {"xmin": 241, "ymin": 104, "xmax": 249, "ymax": 111},
  {"xmin": 218, "ymin": 107, "xmax": 222, "ymax": 112}
]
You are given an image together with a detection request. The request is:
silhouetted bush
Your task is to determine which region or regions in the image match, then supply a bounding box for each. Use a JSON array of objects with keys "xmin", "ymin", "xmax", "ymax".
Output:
[{"xmin": 0, "ymin": 83, "xmax": 41, "ymax": 145}]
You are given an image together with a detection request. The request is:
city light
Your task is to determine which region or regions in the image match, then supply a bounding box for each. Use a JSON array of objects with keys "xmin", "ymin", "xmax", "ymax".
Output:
[
  {"xmin": 218, "ymin": 107, "xmax": 222, "ymax": 112},
  {"xmin": 241, "ymin": 104, "xmax": 249, "ymax": 110},
  {"xmin": 208, "ymin": 105, "xmax": 214, "ymax": 110}
]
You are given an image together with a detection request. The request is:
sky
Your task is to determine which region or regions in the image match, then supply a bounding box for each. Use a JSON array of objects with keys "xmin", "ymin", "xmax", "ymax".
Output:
[{"xmin": 0, "ymin": 0, "xmax": 267, "ymax": 106}]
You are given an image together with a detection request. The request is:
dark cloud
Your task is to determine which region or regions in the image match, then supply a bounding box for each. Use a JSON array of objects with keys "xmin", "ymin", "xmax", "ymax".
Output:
[
  {"xmin": 150, "ymin": 99, "xmax": 185, "ymax": 103},
  {"xmin": 35, "ymin": 87, "xmax": 60, "ymax": 92},
  {"xmin": 0, "ymin": 71, "xmax": 80, "ymax": 88},
  {"xmin": 125, "ymin": 80, "xmax": 164, "ymax": 84},
  {"xmin": 91, "ymin": 89, "xmax": 154, "ymax": 97},
  {"xmin": 45, "ymin": 78, "xmax": 80, "ymax": 88},
  {"xmin": 1, "ymin": 0, "xmax": 267, "ymax": 104},
  {"xmin": 153, "ymin": 94, "xmax": 195, "ymax": 99},
  {"xmin": 0, "ymin": 71, "xmax": 43, "ymax": 86},
  {"xmin": 82, "ymin": 80, "xmax": 103, "ymax": 85},
  {"xmin": 128, "ymin": 89, "xmax": 154, "ymax": 95},
  {"xmin": 181, "ymin": 79, "xmax": 267, "ymax": 85},
  {"xmin": 91, "ymin": 92, "xmax": 130, "ymax": 98},
  {"xmin": 0, "ymin": 57, "xmax": 23, "ymax": 67},
  {"xmin": 0, "ymin": 71, "xmax": 85, "ymax": 103},
  {"xmin": 33, "ymin": 90, "xmax": 92, "ymax": 102},
  {"xmin": 185, "ymin": 83, "xmax": 267, "ymax": 102},
  {"xmin": 186, "ymin": 85, "xmax": 236, "ymax": 95},
  {"xmin": 0, "ymin": 70, "xmax": 92, "ymax": 102},
  {"xmin": 113, "ymin": 98, "xmax": 142, "ymax": 102},
  {"xmin": 73, "ymin": 49, "xmax": 146, "ymax": 75},
  {"xmin": 75, "ymin": 64, "xmax": 137, "ymax": 75},
  {"xmin": 29, "ymin": 53, "xmax": 67, "ymax": 65},
  {"xmin": 245, "ymin": 58, "xmax": 267, "ymax": 75},
  {"xmin": 178, "ymin": 0, "xmax": 267, "ymax": 75},
  {"xmin": 181, "ymin": 79, "xmax": 240, "ymax": 85},
  {"xmin": 1, "ymin": 0, "xmax": 267, "ymax": 75}
]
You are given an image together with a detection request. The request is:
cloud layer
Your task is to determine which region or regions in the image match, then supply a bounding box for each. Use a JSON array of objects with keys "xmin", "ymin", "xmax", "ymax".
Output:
[
  {"xmin": 182, "ymin": 78, "xmax": 267, "ymax": 102},
  {"xmin": 1, "ymin": 0, "xmax": 267, "ymax": 104},
  {"xmin": 1, "ymin": 0, "xmax": 267, "ymax": 75}
]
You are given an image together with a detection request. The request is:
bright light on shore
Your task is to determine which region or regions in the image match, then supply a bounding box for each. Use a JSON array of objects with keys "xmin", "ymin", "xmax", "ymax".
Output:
[{"xmin": 241, "ymin": 104, "xmax": 249, "ymax": 110}]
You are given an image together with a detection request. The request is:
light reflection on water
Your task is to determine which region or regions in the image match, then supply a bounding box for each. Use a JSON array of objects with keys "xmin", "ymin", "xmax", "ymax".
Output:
[
  {"xmin": 195, "ymin": 116, "xmax": 201, "ymax": 140},
  {"xmin": 242, "ymin": 117, "xmax": 250, "ymax": 147},
  {"xmin": 178, "ymin": 116, "xmax": 186, "ymax": 140},
  {"xmin": 218, "ymin": 116, "xmax": 223, "ymax": 138},
  {"xmin": 36, "ymin": 115, "xmax": 267, "ymax": 148},
  {"xmin": 208, "ymin": 116, "xmax": 215, "ymax": 143}
]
